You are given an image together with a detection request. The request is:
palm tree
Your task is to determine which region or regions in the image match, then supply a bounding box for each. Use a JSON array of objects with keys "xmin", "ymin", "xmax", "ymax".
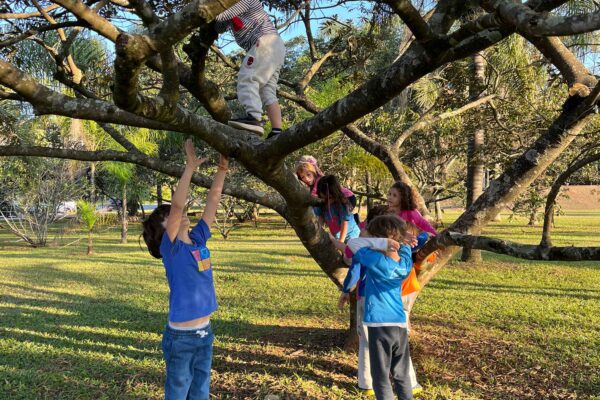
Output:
[
  {"xmin": 103, "ymin": 162, "xmax": 134, "ymax": 244},
  {"xmin": 76, "ymin": 200, "xmax": 98, "ymax": 255}
]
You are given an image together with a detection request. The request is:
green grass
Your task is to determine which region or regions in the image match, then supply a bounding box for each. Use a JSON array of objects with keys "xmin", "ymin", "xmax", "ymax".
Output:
[{"xmin": 0, "ymin": 211, "xmax": 599, "ymax": 399}]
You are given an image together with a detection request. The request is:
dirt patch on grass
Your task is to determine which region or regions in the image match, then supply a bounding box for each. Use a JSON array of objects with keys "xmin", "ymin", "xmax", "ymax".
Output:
[{"xmin": 412, "ymin": 319, "xmax": 591, "ymax": 399}]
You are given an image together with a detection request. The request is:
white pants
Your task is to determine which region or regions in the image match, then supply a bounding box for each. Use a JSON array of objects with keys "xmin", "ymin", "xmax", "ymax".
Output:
[
  {"xmin": 238, "ymin": 34, "xmax": 285, "ymax": 120},
  {"xmin": 357, "ymin": 296, "xmax": 419, "ymax": 390}
]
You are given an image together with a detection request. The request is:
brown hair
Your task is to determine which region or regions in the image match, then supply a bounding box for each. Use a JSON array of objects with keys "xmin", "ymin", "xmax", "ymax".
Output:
[
  {"xmin": 295, "ymin": 155, "xmax": 323, "ymax": 184},
  {"xmin": 142, "ymin": 204, "xmax": 171, "ymax": 259},
  {"xmin": 367, "ymin": 214, "xmax": 407, "ymax": 242},
  {"xmin": 366, "ymin": 204, "xmax": 389, "ymax": 224},
  {"xmin": 391, "ymin": 181, "xmax": 417, "ymax": 211}
]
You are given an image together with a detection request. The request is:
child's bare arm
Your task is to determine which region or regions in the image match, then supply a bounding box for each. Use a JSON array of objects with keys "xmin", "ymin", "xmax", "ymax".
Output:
[
  {"xmin": 328, "ymin": 233, "xmax": 347, "ymax": 252},
  {"xmin": 166, "ymin": 140, "xmax": 207, "ymax": 241},
  {"xmin": 338, "ymin": 292, "xmax": 350, "ymax": 311},
  {"xmin": 201, "ymin": 154, "xmax": 229, "ymax": 228},
  {"xmin": 338, "ymin": 220, "xmax": 348, "ymax": 244}
]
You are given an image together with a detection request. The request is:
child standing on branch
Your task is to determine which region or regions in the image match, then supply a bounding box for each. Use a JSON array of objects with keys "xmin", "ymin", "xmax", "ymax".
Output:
[
  {"xmin": 214, "ymin": 0, "xmax": 286, "ymax": 139},
  {"xmin": 142, "ymin": 140, "xmax": 228, "ymax": 400}
]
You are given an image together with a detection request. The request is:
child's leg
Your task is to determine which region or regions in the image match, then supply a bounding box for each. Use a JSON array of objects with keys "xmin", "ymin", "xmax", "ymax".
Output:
[
  {"xmin": 187, "ymin": 324, "xmax": 215, "ymax": 400},
  {"xmin": 357, "ymin": 297, "xmax": 373, "ymax": 390},
  {"xmin": 367, "ymin": 326, "xmax": 395, "ymax": 399},
  {"xmin": 402, "ymin": 293, "xmax": 419, "ymax": 389},
  {"xmin": 238, "ymin": 34, "xmax": 285, "ymax": 122},
  {"xmin": 391, "ymin": 327, "xmax": 413, "ymax": 400},
  {"xmin": 162, "ymin": 326, "xmax": 196, "ymax": 399},
  {"xmin": 258, "ymin": 35, "xmax": 285, "ymax": 129},
  {"xmin": 265, "ymin": 102, "xmax": 282, "ymax": 129},
  {"xmin": 237, "ymin": 47, "xmax": 263, "ymax": 121}
]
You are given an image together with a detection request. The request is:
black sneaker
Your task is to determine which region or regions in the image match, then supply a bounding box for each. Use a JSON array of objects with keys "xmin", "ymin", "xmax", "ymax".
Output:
[
  {"xmin": 266, "ymin": 128, "xmax": 282, "ymax": 139},
  {"xmin": 228, "ymin": 114, "xmax": 264, "ymax": 135}
]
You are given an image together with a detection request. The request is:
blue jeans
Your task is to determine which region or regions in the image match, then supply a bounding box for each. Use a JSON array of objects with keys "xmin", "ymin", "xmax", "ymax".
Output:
[{"xmin": 162, "ymin": 323, "xmax": 214, "ymax": 400}]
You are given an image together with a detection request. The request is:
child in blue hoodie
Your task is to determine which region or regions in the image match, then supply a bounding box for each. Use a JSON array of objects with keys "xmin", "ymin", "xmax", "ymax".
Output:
[{"xmin": 352, "ymin": 214, "xmax": 414, "ymax": 400}]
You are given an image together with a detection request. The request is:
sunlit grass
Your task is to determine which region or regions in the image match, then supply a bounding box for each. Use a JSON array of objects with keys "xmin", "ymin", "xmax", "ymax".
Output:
[{"xmin": 0, "ymin": 211, "xmax": 598, "ymax": 399}]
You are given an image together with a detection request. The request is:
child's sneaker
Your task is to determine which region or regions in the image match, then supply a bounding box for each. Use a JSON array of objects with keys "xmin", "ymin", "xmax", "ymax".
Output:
[
  {"xmin": 266, "ymin": 128, "xmax": 282, "ymax": 139},
  {"xmin": 359, "ymin": 387, "xmax": 375, "ymax": 397},
  {"xmin": 228, "ymin": 114, "xmax": 264, "ymax": 135},
  {"xmin": 412, "ymin": 383, "xmax": 424, "ymax": 395}
]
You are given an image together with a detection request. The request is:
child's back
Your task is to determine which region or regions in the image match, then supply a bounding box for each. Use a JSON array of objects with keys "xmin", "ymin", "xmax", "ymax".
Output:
[
  {"xmin": 355, "ymin": 246, "xmax": 411, "ymax": 326},
  {"xmin": 352, "ymin": 215, "xmax": 415, "ymax": 400}
]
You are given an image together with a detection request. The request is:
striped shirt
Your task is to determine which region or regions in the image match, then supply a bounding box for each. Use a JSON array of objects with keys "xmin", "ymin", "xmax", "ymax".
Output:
[{"xmin": 214, "ymin": 0, "xmax": 278, "ymax": 52}]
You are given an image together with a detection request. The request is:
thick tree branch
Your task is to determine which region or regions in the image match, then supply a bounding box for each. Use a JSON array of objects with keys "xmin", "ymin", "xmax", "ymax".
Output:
[
  {"xmin": 437, "ymin": 231, "xmax": 600, "ymax": 261},
  {"xmin": 483, "ymin": 0, "xmax": 600, "ymax": 36},
  {"xmin": 1, "ymin": 59, "xmax": 262, "ymax": 160},
  {"xmin": 183, "ymin": 28, "xmax": 231, "ymax": 123},
  {"xmin": 383, "ymin": 0, "xmax": 435, "ymax": 43},
  {"xmin": 0, "ymin": 145, "xmax": 286, "ymax": 213}
]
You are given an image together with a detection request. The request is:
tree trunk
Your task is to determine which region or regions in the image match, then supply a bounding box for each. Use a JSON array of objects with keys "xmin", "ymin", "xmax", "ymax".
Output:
[
  {"xmin": 90, "ymin": 162, "xmax": 96, "ymax": 204},
  {"xmin": 528, "ymin": 208, "xmax": 538, "ymax": 226},
  {"xmin": 365, "ymin": 171, "xmax": 373, "ymax": 210},
  {"xmin": 87, "ymin": 230, "xmax": 93, "ymax": 255},
  {"xmin": 462, "ymin": 52, "xmax": 486, "ymax": 263},
  {"xmin": 157, "ymin": 180, "xmax": 162, "ymax": 206},
  {"xmin": 121, "ymin": 183, "xmax": 128, "ymax": 244},
  {"xmin": 344, "ymin": 293, "xmax": 359, "ymax": 351},
  {"xmin": 434, "ymin": 193, "xmax": 443, "ymax": 224}
]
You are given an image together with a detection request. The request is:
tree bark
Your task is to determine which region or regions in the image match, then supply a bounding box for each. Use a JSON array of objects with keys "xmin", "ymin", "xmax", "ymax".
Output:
[
  {"xmin": 462, "ymin": 52, "xmax": 486, "ymax": 263},
  {"xmin": 121, "ymin": 183, "xmax": 128, "ymax": 244},
  {"xmin": 87, "ymin": 230, "xmax": 93, "ymax": 255}
]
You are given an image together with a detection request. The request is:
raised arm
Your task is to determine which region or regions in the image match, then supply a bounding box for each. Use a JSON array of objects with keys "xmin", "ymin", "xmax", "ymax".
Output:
[
  {"xmin": 406, "ymin": 210, "xmax": 437, "ymax": 236},
  {"xmin": 166, "ymin": 139, "xmax": 208, "ymax": 242},
  {"xmin": 201, "ymin": 154, "xmax": 229, "ymax": 228},
  {"xmin": 214, "ymin": 0, "xmax": 256, "ymax": 22},
  {"xmin": 338, "ymin": 220, "xmax": 349, "ymax": 244}
]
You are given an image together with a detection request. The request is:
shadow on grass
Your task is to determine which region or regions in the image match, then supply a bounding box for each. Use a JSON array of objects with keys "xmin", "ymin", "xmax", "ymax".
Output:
[
  {"xmin": 428, "ymin": 278, "xmax": 600, "ymax": 301},
  {"xmin": 0, "ymin": 276, "xmax": 357, "ymax": 399}
]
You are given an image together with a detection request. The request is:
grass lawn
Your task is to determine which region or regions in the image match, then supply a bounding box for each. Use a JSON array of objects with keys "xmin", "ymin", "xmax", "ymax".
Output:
[{"xmin": 0, "ymin": 210, "xmax": 599, "ymax": 399}]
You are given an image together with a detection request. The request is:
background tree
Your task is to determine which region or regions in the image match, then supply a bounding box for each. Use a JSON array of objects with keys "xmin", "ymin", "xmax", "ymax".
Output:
[{"xmin": 76, "ymin": 199, "xmax": 98, "ymax": 255}]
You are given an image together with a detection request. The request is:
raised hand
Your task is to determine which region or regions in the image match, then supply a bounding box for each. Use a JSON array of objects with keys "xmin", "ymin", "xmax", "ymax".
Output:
[
  {"xmin": 404, "ymin": 232, "xmax": 418, "ymax": 248},
  {"xmin": 184, "ymin": 139, "xmax": 208, "ymax": 169},
  {"xmin": 338, "ymin": 292, "xmax": 350, "ymax": 311},
  {"xmin": 386, "ymin": 239, "xmax": 400, "ymax": 252},
  {"xmin": 218, "ymin": 154, "xmax": 229, "ymax": 170}
]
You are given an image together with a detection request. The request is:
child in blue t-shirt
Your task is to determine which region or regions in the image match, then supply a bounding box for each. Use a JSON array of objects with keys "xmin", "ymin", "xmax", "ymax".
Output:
[
  {"xmin": 142, "ymin": 139, "xmax": 228, "ymax": 400},
  {"xmin": 314, "ymin": 175, "xmax": 360, "ymax": 244},
  {"xmin": 352, "ymin": 214, "xmax": 415, "ymax": 400}
]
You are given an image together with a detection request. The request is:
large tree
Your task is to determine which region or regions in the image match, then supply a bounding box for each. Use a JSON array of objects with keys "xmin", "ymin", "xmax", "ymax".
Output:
[{"xmin": 1, "ymin": 1, "xmax": 599, "ymax": 301}]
